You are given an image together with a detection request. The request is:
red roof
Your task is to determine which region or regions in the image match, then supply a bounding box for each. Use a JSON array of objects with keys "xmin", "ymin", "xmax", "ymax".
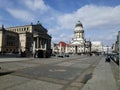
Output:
[{"xmin": 57, "ymin": 41, "xmax": 69, "ymax": 47}]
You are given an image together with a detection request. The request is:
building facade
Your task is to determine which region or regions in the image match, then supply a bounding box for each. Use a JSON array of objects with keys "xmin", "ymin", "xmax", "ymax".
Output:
[
  {"xmin": 68, "ymin": 21, "xmax": 91, "ymax": 54},
  {"xmin": 111, "ymin": 31, "xmax": 120, "ymax": 54},
  {"xmin": 91, "ymin": 41, "xmax": 103, "ymax": 53},
  {"xmin": 0, "ymin": 26, "xmax": 19, "ymax": 53},
  {"xmin": 6, "ymin": 21, "xmax": 52, "ymax": 57},
  {"xmin": 52, "ymin": 41, "xmax": 68, "ymax": 54}
]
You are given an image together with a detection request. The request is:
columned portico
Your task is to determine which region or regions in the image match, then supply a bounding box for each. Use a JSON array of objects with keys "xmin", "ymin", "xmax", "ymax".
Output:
[
  {"xmin": 34, "ymin": 36, "xmax": 48, "ymax": 51},
  {"xmin": 6, "ymin": 21, "xmax": 52, "ymax": 57},
  {"xmin": 37, "ymin": 37, "xmax": 39, "ymax": 49},
  {"xmin": 68, "ymin": 21, "xmax": 86, "ymax": 54},
  {"xmin": 75, "ymin": 45, "xmax": 78, "ymax": 54}
]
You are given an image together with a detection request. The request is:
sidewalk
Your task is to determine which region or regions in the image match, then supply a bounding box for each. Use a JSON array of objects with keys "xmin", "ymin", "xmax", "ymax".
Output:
[
  {"xmin": 0, "ymin": 58, "xmax": 32, "ymax": 62},
  {"xmin": 82, "ymin": 57, "xmax": 119, "ymax": 90}
]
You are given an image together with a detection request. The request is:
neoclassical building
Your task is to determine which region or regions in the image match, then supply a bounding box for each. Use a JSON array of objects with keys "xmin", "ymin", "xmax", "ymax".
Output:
[
  {"xmin": 6, "ymin": 21, "xmax": 52, "ymax": 57},
  {"xmin": 68, "ymin": 21, "xmax": 91, "ymax": 54},
  {"xmin": 0, "ymin": 26, "xmax": 19, "ymax": 53}
]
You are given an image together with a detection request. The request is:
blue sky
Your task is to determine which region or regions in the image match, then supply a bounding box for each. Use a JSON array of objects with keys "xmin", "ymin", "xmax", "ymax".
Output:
[{"xmin": 0, "ymin": 0, "xmax": 120, "ymax": 46}]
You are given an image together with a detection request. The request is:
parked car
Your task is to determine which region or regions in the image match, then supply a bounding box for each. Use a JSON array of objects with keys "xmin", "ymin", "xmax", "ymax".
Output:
[
  {"xmin": 57, "ymin": 54, "xmax": 64, "ymax": 58},
  {"xmin": 105, "ymin": 56, "xmax": 111, "ymax": 62},
  {"xmin": 114, "ymin": 55, "xmax": 119, "ymax": 65},
  {"xmin": 64, "ymin": 54, "xmax": 69, "ymax": 57}
]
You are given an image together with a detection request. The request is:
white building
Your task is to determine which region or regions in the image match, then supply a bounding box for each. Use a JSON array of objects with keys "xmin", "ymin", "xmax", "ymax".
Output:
[
  {"xmin": 51, "ymin": 41, "xmax": 68, "ymax": 54},
  {"xmin": 103, "ymin": 46, "xmax": 111, "ymax": 54},
  {"xmin": 68, "ymin": 21, "xmax": 91, "ymax": 54},
  {"xmin": 91, "ymin": 41, "xmax": 103, "ymax": 52}
]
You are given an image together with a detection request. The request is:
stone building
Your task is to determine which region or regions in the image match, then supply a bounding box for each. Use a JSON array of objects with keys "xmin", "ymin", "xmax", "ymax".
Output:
[
  {"xmin": 52, "ymin": 41, "xmax": 68, "ymax": 54},
  {"xmin": 7, "ymin": 21, "xmax": 52, "ymax": 57},
  {"xmin": 91, "ymin": 41, "xmax": 103, "ymax": 53},
  {"xmin": 0, "ymin": 26, "xmax": 19, "ymax": 53},
  {"xmin": 68, "ymin": 21, "xmax": 91, "ymax": 54},
  {"xmin": 111, "ymin": 31, "xmax": 120, "ymax": 54},
  {"xmin": 19, "ymin": 32, "xmax": 33, "ymax": 56}
]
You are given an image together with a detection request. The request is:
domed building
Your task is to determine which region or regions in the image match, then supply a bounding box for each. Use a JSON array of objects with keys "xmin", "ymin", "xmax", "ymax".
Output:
[{"xmin": 68, "ymin": 21, "xmax": 91, "ymax": 54}]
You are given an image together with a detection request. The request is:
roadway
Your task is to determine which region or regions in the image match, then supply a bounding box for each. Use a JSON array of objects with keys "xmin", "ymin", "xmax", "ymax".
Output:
[{"xmin": 0, "ymin": 55, "xmax": 111, "ymax": 90}]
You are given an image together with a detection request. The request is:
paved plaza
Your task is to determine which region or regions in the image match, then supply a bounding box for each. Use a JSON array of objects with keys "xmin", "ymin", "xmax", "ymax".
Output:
[{"xmin": 0, "ymin": 55, "xmax": 119, "ymax": 90}]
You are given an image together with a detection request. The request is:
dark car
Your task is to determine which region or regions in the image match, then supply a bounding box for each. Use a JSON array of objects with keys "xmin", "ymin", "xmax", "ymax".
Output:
[
  {"xmin": 64, "ymin": 54, "xmax": 69, "ymax": 57},
  {"xmin": 114, "ymin": 55, "xmax": 119, "ymax": 65},
  {"xmin": 57, "ymin": 54, "xmax": 64, "ymax": 58},
  {"xmin": 105, "ymin": 56, "xmax": 111, "ymax": 62}
]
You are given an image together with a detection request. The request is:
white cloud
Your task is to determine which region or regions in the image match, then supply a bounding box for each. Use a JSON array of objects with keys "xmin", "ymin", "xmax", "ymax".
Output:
[
  {"xmin": 48, "ymin": 28, "xmax": 58, "ymax": 35},
  {"xmin": 3, "ymin": 0, "xmax": 120, "ymax": 46},
  {"xmin": 53, "ymin": 5, "xmax": 120, "ymax": 45},
  {"xmin": 24, "ymin": 0, "xmax": 49, "ymax": 11},
  {"xmin": 57, "ymin": 5, "xmax": 120, "ymax": 30},
  {"xmin": 52, "ymin": 33, "xmax": 73, "ymax": 43},
  {"xmin": 7, "ymin": 8, "xmax": 35, "ymax": 22}
]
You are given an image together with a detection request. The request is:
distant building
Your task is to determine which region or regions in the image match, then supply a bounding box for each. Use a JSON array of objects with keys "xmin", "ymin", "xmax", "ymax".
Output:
[
  {"xmin": 111, "ymin": 31, "xmax": 120, "ymax": 54},
  {"xmin": 91, "ymin": 41, "xmax": 103, "ymax": 53},
  {"xmin": 0, "ymin": 26, "xmax": 19, "ymax": 53},
  {"xmin": 6, "ymin": 21, "xmax": 52, "ymax": 57},
  {"xmin": 52, "ymin": 41, "xmax": 68, "ymax": 54},
  {"xmin": 68, "ymin": 21, "xmax": 91, "ymax": 54},
  {"xmin": 103, "ymin": 46, "xmax": 111, "ymax": 54},
  {"xmin": 110, "ymin": 31, "xmax": 120, "ymax": 81}
]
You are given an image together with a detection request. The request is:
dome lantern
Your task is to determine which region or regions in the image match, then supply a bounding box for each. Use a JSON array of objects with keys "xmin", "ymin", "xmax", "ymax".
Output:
[
  {"xmin": 75, "ymin": 21, "xmax": 83, "ymax": 27},
  {"xmin": 74, "ymin": 20, "xmax": 83, "ymax": 32}
]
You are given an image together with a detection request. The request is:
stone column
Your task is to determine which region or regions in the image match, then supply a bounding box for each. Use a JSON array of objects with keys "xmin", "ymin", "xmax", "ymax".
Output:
[
  {"xmin": 35, "ymin": 37, "xmax": 37, "ymax": 48},
  {"xmin": 39, "ymin": 38, "xmax": 41, "ymax": 49},
  {"xmin": 44, "ymin": 39, "xmax": 46, "ymax": 49},
  {"xmin": 40, "ymin": 38, "xmax": 43, "ymax": 49},
  {"xmin": 32, "ymin": 41, "xmax": 35, "ymax": 57},
  {"xmin": 52, "ymin": 43, "xmax": 54, "ymax": 55},
  {"xmin": 59, "ymin": 43, "xmax": 62, "ymax": 55},
  {"xmin": 65, "ymin": 44, "xmax": 68, "ymax": 53},
  {"xmin": 37, "ymin": 37, "xmax": 39, "ymax": 49}
]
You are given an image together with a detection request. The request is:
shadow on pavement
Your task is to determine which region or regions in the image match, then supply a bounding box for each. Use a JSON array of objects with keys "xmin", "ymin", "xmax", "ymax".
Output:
[
  {"xmin": 81, "ymin": 73, "xmax": 92, "ymax": 84},
  {"xmin": 0, "ymin": 71, "xmax": 14, "ymax": 76}
]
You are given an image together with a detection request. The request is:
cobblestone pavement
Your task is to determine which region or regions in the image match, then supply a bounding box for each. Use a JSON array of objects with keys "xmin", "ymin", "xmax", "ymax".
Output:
[{"xmin": 0, "ymin": 55, "xmax": 102, "ymax": 90}]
